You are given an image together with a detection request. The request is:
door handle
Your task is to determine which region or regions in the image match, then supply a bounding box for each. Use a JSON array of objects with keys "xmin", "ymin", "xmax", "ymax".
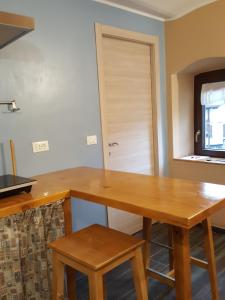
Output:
[
  {"xmin": 108, "ymin": 142, "xmax": 119, "ymax": 147},
  {"xmin": 195, "ymin": 130, "xmax": 201, "ymax": 143}
]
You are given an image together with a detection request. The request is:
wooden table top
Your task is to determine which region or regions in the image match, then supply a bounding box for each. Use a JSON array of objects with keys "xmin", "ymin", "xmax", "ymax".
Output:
[{"xmin": 1, "ymin": 167, "xmax": 225, "ymax": 228}]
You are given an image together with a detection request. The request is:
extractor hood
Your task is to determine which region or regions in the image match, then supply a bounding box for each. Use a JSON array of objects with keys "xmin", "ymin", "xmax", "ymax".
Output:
[{"xmin": 0, "ymin": 11, "xmax": 34, "ymax": 49}]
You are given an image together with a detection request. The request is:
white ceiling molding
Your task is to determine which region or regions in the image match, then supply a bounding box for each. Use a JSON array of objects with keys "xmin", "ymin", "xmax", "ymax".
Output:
[
  {"xmin": 93, "ymin": 0, "xmax": 166, "ymax": 21},
  {"xmin": 93, "ymin": 0, "xmax": 217, "ymax": 21}
]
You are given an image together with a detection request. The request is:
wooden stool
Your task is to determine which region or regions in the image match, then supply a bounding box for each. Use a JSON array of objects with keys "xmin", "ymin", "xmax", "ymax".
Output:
[
  {"xmin": 143, "ymin": 218, "xmax": 219, "ymax": 300},
  {"xmin": 49, "ymin": 224, "xmax": 148, "ymax": 300}
]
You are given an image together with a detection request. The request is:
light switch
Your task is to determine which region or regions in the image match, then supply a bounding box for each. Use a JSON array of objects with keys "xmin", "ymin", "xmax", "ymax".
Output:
[
  {"xmin": 32, "ymin": 141, "xmax": 49, "ymax": 153},
  {"xmin": 87, "ymin": 135, "xmax": 97, "ymax": 145}
]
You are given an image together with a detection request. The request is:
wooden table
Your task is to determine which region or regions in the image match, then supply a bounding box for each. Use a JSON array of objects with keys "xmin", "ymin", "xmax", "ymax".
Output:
[{"xmin": 1, "ymin": 167, "xmax": 225, "ymax": 299}]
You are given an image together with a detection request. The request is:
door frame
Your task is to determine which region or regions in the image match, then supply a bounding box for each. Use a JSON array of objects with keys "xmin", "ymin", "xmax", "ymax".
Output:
[{"xmin": 95, "ymin": 23, "xmax": 163, "ymax": 176}]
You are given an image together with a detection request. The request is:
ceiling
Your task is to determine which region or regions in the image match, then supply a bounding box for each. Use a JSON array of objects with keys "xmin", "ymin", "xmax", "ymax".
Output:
[{"xmin": 94, "ymin": 0, "xmax": 217, "ymax": 20}]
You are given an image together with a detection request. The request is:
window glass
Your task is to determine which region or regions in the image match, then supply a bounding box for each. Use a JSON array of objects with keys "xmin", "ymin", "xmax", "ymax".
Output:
[
  {"xmin": 201, "ymin": 82, "xmax": 225, "ymax": 151},
  {"xmin": 195, "ymin": 69, "xmax": 225, "ymax": 158},
  {"xmin": 204, "ymin": 104, "xmax": 225, "ymax": 150}
]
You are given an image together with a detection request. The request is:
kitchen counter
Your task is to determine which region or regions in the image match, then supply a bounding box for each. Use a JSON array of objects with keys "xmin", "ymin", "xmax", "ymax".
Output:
[{"xmin": 1, "ymin": 167, "xmax": 225, "ymax": 229}]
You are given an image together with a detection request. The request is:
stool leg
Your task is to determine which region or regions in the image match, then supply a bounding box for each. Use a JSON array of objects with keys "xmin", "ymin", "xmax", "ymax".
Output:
[
  {"xmin": 143, "ymin": 217, "xmax": 152, "ymax": 269},
  {"xmin": 88, "ymin": 271, "xmax": 104, "ymax": 300},
  {"xmin": 103, "ymin": 276, "xmax": 107, "ymax": 300},
  {"xmin": 52, "ymin": 252, "xmax": 65, "ymax": 300},
  {"xmin": 131, "ymin": 248, "xmax": 149, "ymax": 300},
  {"xmin": 66, "ymin": 266, "xmax": 77, "ymax": 300},
  {"xmin": 202, "ymin": 218, "xmax": 219, "ymax": 300}
]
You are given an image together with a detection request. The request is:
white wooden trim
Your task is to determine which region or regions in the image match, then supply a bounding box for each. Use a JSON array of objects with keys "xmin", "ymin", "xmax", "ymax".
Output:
[
  {"xmin": 100, "ymin": 23, "xmax": 159, "ymax": 45},
  {"xmin": 95, "ymin": 23, "xmax": 163, "ymax": 176},
  {"xmin": 93, "ymin": 0, "xmax": 216, "ymax": 22},
  {"xmin": 95, "ymin": 24, "xmax": 109, "ymax": 168},
  {"xmin": 93, "ymin": 0, "xmax": 165, "ymax": 22},
  {"xmin": 150, "ymin": 37, "xmax": 164, "ymax": 176}
]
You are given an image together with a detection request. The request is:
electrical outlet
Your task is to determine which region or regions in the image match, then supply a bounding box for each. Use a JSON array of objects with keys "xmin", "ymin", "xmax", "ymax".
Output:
[
  {"xmin": 87, "ymin": 135, "xmax": 97, "ymax": 145},
  {"xmin": 32, "ymin": 141, "xmax": 49, "ymax": 153}
]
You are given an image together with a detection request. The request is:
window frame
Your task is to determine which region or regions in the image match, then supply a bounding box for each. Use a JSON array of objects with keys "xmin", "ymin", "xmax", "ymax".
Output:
[{"xmin": 194, "ymin": 68, "xmax": 225, "ymax": 158}]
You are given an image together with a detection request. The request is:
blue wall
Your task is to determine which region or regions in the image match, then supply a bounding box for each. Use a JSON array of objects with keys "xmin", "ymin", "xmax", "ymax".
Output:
[{"xmin": 0, "ymin": 0, "xmax": 167, "ymax": 229}]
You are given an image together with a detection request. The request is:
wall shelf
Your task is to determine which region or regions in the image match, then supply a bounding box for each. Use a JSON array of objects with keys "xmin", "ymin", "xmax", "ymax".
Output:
[{"xmin": 0, "ymin": 11, "xmax": 35, "ymax": 49}]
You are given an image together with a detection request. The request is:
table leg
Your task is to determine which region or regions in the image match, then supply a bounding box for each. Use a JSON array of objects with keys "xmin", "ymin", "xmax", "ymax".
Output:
[
  {"xmin": 202, "ymin": 218, "xmax": 219, "ymax": 300},
  {"xmin": 168, "ymin": 225, "xmax": 174, "ymax": 270},
  {"xmin": 172, "ymin": 226, "xmax": 192, "ymax": 300},
  {"xmin": 143, "ymin": 217, "xmax": 152, "ymax": 269}
]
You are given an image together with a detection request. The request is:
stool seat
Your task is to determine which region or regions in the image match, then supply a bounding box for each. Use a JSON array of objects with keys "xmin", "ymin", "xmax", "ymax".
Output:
[
  {"xmin": 49, "ymin": 224, "xmax": 148, "ymax": 300},
  {"xmin": 49, "ymin": 224, "xmax": 145, "ymax": 270}
]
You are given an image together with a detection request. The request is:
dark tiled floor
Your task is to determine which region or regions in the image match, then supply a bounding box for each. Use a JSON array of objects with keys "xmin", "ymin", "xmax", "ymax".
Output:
[{"xmin": 75, "ymin": 223, "xmax": 225, "ymax": 299}]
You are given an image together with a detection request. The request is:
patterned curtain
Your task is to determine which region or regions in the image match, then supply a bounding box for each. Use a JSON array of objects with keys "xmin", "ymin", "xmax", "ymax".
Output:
[{"xmin": 0, "ymin": 200, "xmax": 65, "ymax": 300}]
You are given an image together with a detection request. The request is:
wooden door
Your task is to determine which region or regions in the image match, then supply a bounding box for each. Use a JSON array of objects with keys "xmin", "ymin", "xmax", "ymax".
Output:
[{"xmin": 96, "ymin": 25, "xmax": 156, "ymax": 234}]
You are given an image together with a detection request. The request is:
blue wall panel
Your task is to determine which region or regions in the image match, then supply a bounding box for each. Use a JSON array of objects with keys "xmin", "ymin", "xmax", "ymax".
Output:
[{"xmin": 0, "ymin": 0, "xmax": 166, "ymax": 230}]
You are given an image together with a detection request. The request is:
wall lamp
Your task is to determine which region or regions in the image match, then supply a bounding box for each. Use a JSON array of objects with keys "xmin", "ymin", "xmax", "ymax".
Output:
[{"xmin": 0, "ymin": 100, "xmax": 20, "ymax": 112}]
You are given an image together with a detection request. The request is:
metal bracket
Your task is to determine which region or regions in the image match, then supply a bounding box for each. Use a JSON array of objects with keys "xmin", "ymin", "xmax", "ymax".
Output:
[{"xmin": 0, "ymin": 100, "xmax": 20, "ymax": 112}]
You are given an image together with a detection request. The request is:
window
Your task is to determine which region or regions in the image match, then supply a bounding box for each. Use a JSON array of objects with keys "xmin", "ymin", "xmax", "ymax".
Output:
[{"xmin": 194, "ymin": 69, "xmax": 225, "ymax": 158}]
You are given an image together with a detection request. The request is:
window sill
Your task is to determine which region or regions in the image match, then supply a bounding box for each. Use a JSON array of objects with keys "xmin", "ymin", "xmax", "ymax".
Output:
[{"xmin": 174, "ymin": 155, "xmax": 225, "ymax": 165}]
